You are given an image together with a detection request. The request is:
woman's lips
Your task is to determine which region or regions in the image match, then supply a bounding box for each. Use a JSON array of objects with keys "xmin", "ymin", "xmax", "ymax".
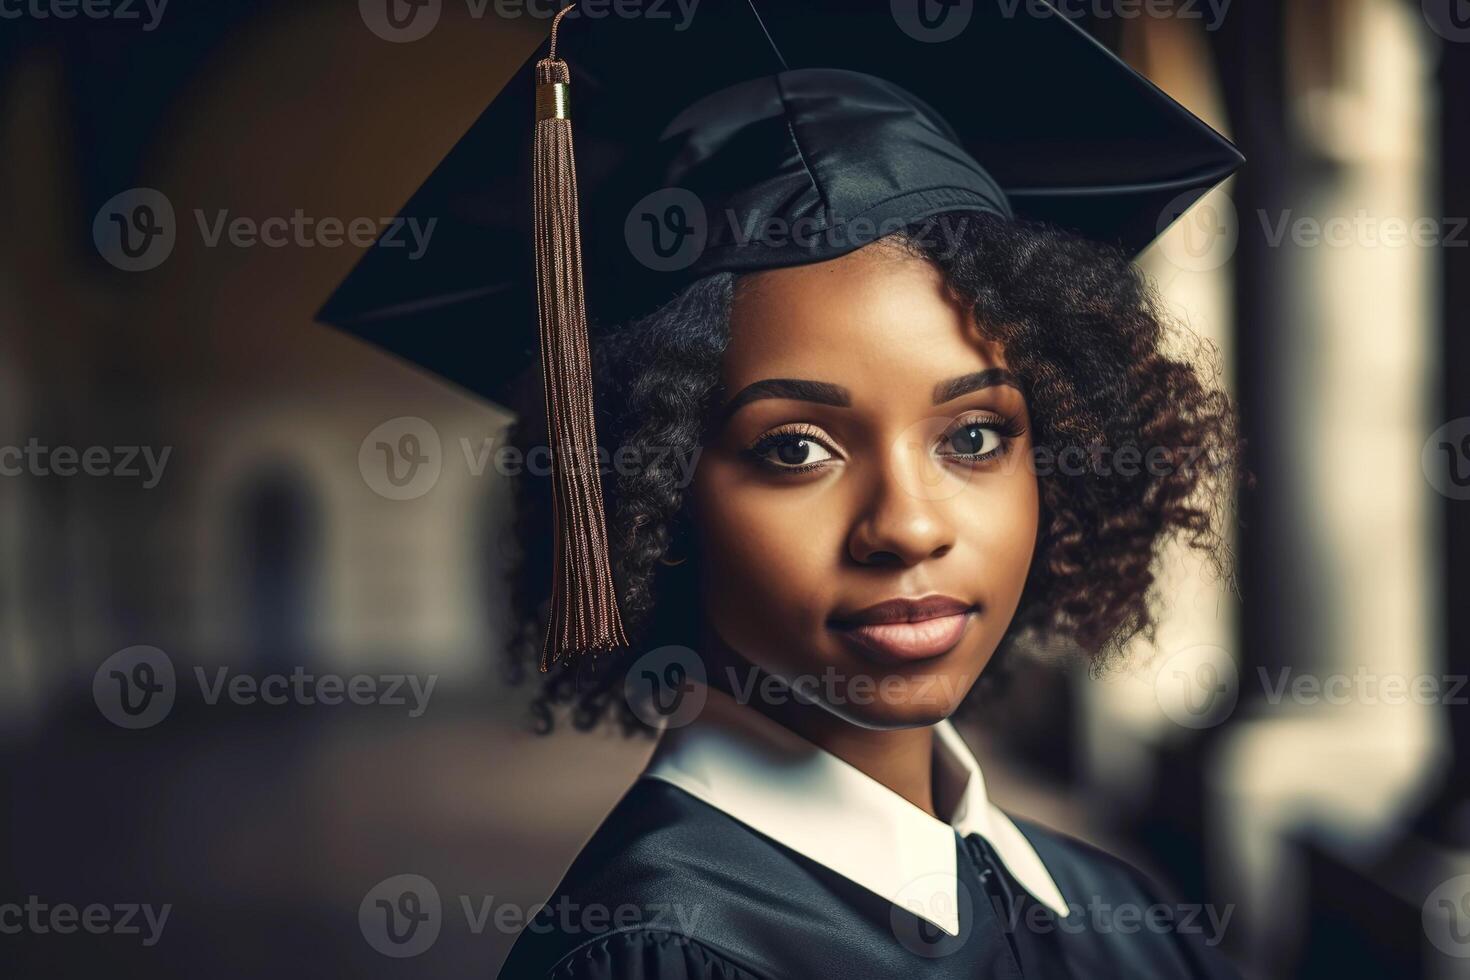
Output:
[{"xmin": 828, "ymin": 595, "xmax": 976, "ymax": 663}]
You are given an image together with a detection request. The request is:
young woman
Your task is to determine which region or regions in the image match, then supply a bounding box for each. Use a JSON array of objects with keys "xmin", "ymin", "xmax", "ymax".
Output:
[
  {"xmin": 497, "ymin": 204, "xmax": 1241, "ymax": 979},
  {"xmin": 319, "ymin": 4, "xmax": 1245, "ymax": 976}
]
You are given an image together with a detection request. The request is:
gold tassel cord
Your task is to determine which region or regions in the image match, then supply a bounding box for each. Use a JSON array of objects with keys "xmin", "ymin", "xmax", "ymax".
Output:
[{"xmin": 533, "ymin": 4, "xmax": 629, "ymax": 670}]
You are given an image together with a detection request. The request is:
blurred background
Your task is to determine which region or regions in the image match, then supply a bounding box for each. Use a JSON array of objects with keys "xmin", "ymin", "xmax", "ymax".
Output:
[{"xmin": 1, "ymin": 0, "xmax": 1467, "ymax": 977}]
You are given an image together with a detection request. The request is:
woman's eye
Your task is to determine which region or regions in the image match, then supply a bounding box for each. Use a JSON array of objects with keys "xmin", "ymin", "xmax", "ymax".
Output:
[
  {"xmin": 752, "ymin": 433, "xmax": 836, "ymax": 469},
  {"xmin": 941, "ymin": 422, "xmax": 1004, "ymax": 458}
]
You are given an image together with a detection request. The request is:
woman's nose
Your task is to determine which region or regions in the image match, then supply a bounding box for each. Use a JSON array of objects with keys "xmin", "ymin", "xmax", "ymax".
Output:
[{"xmin": 846, "ymin": 447, "xmax": 958, "ymax": 567}]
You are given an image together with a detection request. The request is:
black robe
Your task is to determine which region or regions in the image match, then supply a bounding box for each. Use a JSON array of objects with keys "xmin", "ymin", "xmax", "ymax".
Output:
[{"xmin": 497, "ymin": 778, "xmax": 1239, "ymax": 979}]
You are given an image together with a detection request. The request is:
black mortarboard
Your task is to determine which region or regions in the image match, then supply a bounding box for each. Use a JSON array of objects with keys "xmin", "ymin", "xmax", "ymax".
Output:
[{"xmin": 317, "ymin": 0, "xmax": 1242, "ymax": 665}]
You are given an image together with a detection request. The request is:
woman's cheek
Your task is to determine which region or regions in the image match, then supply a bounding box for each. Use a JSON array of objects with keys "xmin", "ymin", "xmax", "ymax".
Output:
[
  {"xmin": 694, "ymin": 463, "xmax": 839, "ymax": 658},
  {"xmin": 958, "ymin": 466, "xmax": 1039, "ymax": 616}
]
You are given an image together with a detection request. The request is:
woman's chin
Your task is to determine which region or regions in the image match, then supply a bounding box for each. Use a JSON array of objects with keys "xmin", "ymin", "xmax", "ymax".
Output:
[{"xmin": 811, "ymin": 691, "xmax": 966, "ymax": 731}]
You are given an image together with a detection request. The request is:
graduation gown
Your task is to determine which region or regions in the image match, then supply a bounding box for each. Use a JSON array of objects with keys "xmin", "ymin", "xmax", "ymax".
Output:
[{"xmin": 498, "ymin": 690, "xmax": 1238, "ymax": 979}]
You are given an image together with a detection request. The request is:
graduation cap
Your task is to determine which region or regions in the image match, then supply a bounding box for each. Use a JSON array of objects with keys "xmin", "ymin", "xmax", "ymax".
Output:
[{"xmin": 317, "ymin": 0, "xmax": 1242, "ymax": 668}]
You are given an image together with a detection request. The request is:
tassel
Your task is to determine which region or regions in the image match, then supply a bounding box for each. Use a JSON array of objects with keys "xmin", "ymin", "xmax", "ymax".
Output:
[{"xmin": 532, "ymin": 3, "xmax": 629, "ymax": 670}]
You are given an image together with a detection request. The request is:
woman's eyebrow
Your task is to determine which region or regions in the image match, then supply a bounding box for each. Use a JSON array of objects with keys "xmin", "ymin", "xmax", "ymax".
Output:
[
  {"xmin": 720, "ymin": 378, "xmax": 851, "ymax": 419},
  {"xmin": 932, "ymin": 368, "xmax": 1024, "ymax": 404}
]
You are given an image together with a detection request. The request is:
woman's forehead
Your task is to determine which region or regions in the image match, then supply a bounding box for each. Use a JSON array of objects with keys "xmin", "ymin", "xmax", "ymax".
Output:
[{"xmin": 724, "ymin": 247, "xmax": 1007, "ymax": 385}]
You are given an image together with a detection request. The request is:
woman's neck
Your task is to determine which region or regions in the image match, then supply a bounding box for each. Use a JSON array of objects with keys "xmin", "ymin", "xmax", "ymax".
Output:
[
  {"xmin": 703, "ymin": 639, "xmax": 940, "ymax": 817},
  {"xmin": 755, "ymin": 694, "xmax": 939, "ymax": 817}
]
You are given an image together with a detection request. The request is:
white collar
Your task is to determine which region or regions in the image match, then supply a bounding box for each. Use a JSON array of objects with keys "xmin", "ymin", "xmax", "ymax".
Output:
[{"xmin": 640, "ymin": 686, "xmax": 1071, "ymax": 936}]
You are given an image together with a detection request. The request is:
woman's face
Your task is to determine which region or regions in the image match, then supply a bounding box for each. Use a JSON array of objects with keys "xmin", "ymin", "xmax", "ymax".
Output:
[{"xmin": 690, "ymin": 242, "xmax": 1040, "ymax": 729}]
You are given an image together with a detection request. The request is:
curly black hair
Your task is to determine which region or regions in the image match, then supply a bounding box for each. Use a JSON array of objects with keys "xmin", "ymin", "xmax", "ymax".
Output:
[{"xmin": 505, "ymin": 210, "xmax": 1242, "ymax": 735}]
